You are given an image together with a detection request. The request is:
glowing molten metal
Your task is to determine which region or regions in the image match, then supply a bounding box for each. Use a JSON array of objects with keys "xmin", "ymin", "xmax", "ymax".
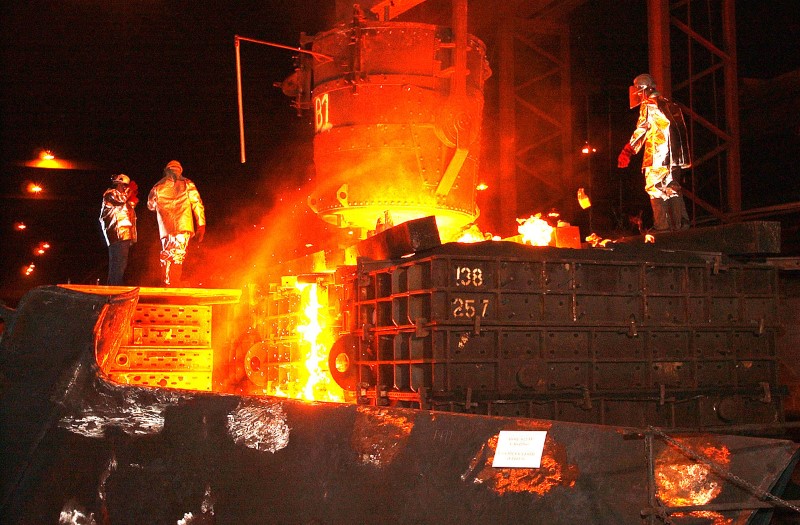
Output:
[
  {"xmin": 656, "ymin": 440, "xmax": 730, "ymax": 523},
  {"xmin": 294, "ymin": 281, "xmax": 345, "ymax": 402},
  {"xmin": 517, "ymin": 214, "xmax": 554, "ymax": 246}
]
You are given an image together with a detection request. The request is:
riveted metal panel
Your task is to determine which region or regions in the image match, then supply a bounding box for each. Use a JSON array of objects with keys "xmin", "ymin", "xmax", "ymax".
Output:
[{"xmin": 333, "ymin": 242, "xmax": 784, "ymax": 429}]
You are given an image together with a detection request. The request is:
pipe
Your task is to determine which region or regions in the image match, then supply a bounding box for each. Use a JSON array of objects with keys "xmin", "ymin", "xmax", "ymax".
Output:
[
  {"xmin": 235, "ymin": 36, "xmax": 246, "ymax": 163},
  {"xmin": 452, "ymin": 0, "xmax": 468, "ymax": 99},
  {"xmin": 233, "ymin": 35, "xmax": 334, "ymax": 164}
]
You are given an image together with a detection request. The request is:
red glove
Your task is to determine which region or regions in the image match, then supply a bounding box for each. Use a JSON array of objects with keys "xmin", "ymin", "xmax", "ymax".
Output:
[
  {"xmin": 127, "ymin": 180, "xmax": 139, "ymax": 206},
  {"xmin": 617, "ymin": 144, "xmax": 635, "ymax": 168},
  {"xmin": 195, "ymin": 224, "xmax": 205, "ymax": 243}
]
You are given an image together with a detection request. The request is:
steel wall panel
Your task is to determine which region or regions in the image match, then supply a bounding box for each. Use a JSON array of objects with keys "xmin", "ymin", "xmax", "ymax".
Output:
[{"xmin": 332, "ymin": 243, "xmax": 785, "ymax": 428}]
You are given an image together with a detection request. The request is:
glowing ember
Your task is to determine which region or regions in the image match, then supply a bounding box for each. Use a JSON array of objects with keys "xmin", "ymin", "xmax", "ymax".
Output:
[
  {"xmin": 456, "ymin": 225, "xmax": 490, "ymax": 243},
  {"xmin": 517, "ymin": 214, "xmax": 554, "ymax": 246},
  {"xmin": 577, "ymin": 187, "xmax": 591, "ymax": 209},
  {"xmin": 656, "ymin": 439, "xmax": 730, "ymax": 523},
  {"xmin": 585, "ymin": 233, "xmax": 612, "ymax": 247},
  {"xmin": 467, "ymin": 431, "xmax": 578, "ymax": 496}
]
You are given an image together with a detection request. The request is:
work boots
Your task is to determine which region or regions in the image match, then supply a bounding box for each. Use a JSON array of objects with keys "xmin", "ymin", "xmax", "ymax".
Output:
[
  {"xmin": 650, "ymin": 196, "xmax": 690, "ymax": 232},
  {"xmin": 649, "ymin": 198, "xmax": 671, "ymax": 232},
  {"xmin": 668, "ymin": 195, "xmax": 690, "ymax": 230}
]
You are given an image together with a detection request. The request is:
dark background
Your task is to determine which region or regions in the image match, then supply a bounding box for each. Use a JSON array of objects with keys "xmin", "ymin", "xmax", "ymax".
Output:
[{"xmin": 1, "ymin": 1, "xmax": 798, "ymax": 305}]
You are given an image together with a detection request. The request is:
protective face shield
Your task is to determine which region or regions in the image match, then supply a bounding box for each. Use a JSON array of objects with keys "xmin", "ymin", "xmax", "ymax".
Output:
[
  {"xmin": 112, "ymin": 174, "xmax": 130, "ymax": 185},
  {"xmin": 629, "ymin": 73, "xmax": 657, "ymax": 108}
]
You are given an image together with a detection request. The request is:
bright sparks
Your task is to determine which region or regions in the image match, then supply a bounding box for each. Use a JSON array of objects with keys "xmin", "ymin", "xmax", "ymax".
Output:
[{"xmin": 517, "ymin": 214, "xmax": 554, "ymax": 246}]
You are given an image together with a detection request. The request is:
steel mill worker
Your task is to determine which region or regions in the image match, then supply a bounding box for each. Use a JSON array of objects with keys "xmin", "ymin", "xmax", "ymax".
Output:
[
  {"xmin": 147, "ymin": 160, "xmax": 205, "ymax": 287},
  {"xmin": 617, "ymin": 73, "xmax": 691, "ymax": 232},
  {"xmin": 99, "ymin": 173, "xmax": 138, "ymax": 285}
]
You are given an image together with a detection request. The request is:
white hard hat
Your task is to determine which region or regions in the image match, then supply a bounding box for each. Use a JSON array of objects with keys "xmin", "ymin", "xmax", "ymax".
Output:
[{"xmin": 112, "ymin": 174, "xmax": 130, "ymax": 185}]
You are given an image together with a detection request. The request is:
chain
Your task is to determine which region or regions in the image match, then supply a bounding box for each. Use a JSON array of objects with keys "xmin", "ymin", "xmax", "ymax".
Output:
[
  {"xmin": 648, "ymin": 426, "xmax": 800, "ymax": 514},
  {"xmin": 645, "ymin": 432, "xmax": 675, "ymax": 524}
]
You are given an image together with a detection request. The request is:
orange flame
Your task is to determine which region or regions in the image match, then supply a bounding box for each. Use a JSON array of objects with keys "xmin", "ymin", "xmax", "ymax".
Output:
[
  {"xmin": 457, "ymin": 224, "xmax": 496, "ymax": 243},
  {"xmin": 517, "ymin": 214, "xmax": 554, "ymax": 246}
]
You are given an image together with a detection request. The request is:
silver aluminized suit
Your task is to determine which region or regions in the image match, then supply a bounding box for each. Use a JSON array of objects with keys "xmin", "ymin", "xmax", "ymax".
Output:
[
  {"xmin": 627, "ymin": 94, "xmax": 692, "ymax": 200},
  {"xmin": 619, "ymin": 74, "xmax": 691, "ymax": 232},
  {"xmin": 147, "ymin": 161, "xmax": 205, "ymax": 286},
  {"xmin": 100, "ymin": 187, "xmax": 137, "ymax": 245},
  {"xmin": 100, "ymin": 175, "xmax": 138, "ymax": 285},
  {"xmin": 147, "ymin": 173, "xmax": 205, "ymax": 238}
]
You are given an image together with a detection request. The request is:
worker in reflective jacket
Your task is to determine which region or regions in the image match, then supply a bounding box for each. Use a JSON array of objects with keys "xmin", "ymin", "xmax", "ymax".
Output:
[
  {"xmin": 618, "ymin": 73, "xmax": 691, "ymax": 232},
  {"xmin": 147, "ymin": 160, "xmax": 205, "ymax": 287},
  {"xmin": 100, "ymin": 173, "xmax": 138, "ymax": 285}
]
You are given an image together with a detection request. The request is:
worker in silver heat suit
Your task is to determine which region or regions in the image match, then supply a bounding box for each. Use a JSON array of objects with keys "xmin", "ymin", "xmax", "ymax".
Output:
[
  {"xmin": 100, "ymin": 173, "xmax": 138, "ymax": 285},
  {"xmin": 618, "ymin": 73, "xmax": 691, "ymax": 232},
  {"xmin": 147, "ymin": 160, "xmax": 205, "ymax": 287}
]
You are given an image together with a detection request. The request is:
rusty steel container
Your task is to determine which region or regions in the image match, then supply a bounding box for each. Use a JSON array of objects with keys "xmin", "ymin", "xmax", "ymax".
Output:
[
  {"xmin": 302, "ymin": 20, "xmax": 491, "ymax": 241},
  {"xmin": 328, "ymin": 241, "xmax": 785, "ymax": 429}
]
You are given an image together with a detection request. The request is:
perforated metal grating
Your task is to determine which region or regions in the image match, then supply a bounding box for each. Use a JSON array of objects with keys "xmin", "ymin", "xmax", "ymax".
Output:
[{"xmin": 110, "ymin": 303, "xmax": 214, "ymax": 391}]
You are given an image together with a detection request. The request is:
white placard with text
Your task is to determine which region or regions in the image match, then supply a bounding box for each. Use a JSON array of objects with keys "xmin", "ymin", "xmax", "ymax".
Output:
[{"xmin": 492, "ymin": 430, "xmax": 548, "ymax": 468}]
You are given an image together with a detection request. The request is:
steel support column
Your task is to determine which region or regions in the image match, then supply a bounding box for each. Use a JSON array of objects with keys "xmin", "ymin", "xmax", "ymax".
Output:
[
  {"xmin": 647, "ymin": 0, "xmax": 742, "ymax": 221},
  {"xmin": 497, "ymin": 17, "xmax": 572, "ymax": 233}
]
